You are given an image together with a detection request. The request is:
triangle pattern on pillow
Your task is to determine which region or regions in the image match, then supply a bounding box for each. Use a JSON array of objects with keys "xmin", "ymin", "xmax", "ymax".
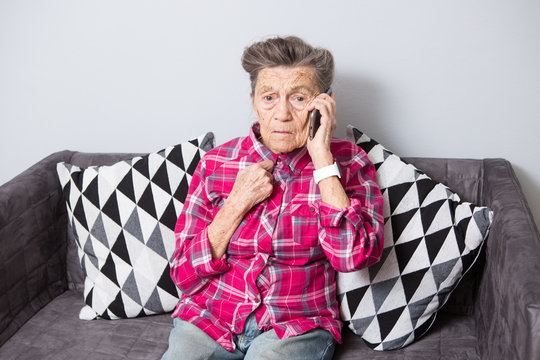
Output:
[
  {"xmin": 337, "ymin": 125, "xmax": 493, "ymax": 351},
  {"xmin": 56, "ymin": 132, "xmax": 215, "ymax": 320}
]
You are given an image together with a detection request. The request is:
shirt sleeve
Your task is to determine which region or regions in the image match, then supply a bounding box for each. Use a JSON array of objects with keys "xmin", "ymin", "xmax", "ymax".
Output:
[
  {"xmin": 169, "ymin": 157, "xmax": 230, "ymax": 296},
  {"xmin": 317, "ymin": 150, "xmax": 385, "ymax": 273}
]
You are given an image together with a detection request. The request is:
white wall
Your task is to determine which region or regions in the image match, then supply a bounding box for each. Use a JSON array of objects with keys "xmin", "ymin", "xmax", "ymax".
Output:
[{"xmin": 1, "ymin": 0, "xmax": 539, "ymax": 226}]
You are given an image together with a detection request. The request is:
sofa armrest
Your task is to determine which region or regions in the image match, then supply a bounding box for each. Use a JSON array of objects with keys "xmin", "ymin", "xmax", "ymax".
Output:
[
  {"xmin": 476, "ymin": 158, "xmax": 540, "ymax": 360},
  {"xmin": 0, "ymin": 151, "xmax": 74, "ymax": 346}
]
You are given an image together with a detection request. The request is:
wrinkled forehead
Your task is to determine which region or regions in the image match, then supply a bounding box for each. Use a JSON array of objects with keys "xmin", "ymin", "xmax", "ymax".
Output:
[{"xmin": 254, "ymin": 66, "xmax": 319, "ymax": 95}]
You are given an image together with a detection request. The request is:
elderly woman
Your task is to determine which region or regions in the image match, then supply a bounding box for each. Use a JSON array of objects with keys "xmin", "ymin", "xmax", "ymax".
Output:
[{"xmin": 162, "ymin": 36, "xmax": 384, "ymax": 360}]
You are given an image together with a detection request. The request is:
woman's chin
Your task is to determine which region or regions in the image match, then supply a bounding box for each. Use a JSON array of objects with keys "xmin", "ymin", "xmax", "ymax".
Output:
[{"xmin": 268, "ymin": 142, "xmax": 302, "ymax": 154}]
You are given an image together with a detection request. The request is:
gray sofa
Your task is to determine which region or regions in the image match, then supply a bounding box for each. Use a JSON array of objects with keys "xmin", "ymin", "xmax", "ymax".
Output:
[{"xmin": 1, "ymin": 150, "xmax": 539, "ymax": 360}]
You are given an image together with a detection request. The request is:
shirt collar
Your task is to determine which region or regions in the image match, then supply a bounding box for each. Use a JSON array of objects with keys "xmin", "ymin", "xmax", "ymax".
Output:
[{"xmin": 246, "ymin": 122, "xmax": 312, "ymax": 175}]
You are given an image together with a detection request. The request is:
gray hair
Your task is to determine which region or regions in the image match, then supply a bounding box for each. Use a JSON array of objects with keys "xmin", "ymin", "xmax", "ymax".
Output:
[{"xmin": 241, "ymin": 36, "xmax": 334, "ymax": 94}]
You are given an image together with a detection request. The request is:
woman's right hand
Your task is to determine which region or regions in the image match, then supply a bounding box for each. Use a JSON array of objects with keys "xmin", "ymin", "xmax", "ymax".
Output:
[
  {"xmin": 228, "ymin": 159, "xmax": 275, "ymax": 215},
  {"xmin": 207, "ymin": 159, "xmax": 274, "ymax": 259}
]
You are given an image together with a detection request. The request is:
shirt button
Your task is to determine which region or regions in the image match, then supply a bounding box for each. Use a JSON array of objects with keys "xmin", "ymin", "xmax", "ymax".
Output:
[{"xmin": 309, "ymin": 207, "xmax": 315, "ymax": 212}]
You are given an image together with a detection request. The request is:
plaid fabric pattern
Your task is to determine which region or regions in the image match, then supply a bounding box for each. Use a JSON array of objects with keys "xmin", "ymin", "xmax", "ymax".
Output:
[{"xmin": 170, "ymin": 123, "xmax": 384, "ymax": 352}]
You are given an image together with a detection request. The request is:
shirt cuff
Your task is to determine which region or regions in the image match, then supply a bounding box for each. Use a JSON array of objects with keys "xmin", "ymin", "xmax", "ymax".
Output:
[
  {"xmin": 318, "ymin": 198, "xmax": 363, "ymax": 228},
  {"xmin": 186, "ymin": 228, "xmax": 230, "ymax": 278}
]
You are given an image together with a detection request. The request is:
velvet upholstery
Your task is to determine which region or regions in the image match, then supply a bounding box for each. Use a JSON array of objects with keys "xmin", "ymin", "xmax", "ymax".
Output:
[
  {"xmin": 1, "ymin": 152, "xmax": 539, "ymax": 359},
  {"xmin": 0, "ymin": 151, "xmax": 73, "ymax": 347}
]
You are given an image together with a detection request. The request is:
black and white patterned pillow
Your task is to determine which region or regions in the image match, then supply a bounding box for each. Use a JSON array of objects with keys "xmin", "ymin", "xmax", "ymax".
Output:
[
  {"xmin": 336, "ymin": 125, "xmax": 493, "ymax": 350},
  {"xmin": 56, "ymin": 132, "xmax": 215, "ymax": 320}
]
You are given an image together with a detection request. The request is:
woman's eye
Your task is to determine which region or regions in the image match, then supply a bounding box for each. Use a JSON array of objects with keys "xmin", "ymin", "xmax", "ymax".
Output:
[
  {"xmin": 264, "ymin": 95, "xmax": 273, "ymax": 101},
  {"xmin": 295, "ymin": 96, "xmax": 305, "ymax": 102}
]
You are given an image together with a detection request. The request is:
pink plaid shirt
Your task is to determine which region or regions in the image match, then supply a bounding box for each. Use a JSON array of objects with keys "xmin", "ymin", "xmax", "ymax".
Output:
[{"xmin": 170, "ymin": 123, "xmax": 384, "ymax": 352}]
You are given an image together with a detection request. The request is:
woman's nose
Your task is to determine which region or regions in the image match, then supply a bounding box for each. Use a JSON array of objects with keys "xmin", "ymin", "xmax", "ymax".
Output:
[{"xmin": 274, "ymin": 98, "xmax": 292, "ymax": 121}]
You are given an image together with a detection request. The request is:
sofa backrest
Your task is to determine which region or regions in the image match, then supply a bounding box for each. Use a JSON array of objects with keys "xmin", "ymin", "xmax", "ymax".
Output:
[{"xmin": 404, "ymin": 157, "xmax": 485, "ymax": 205}]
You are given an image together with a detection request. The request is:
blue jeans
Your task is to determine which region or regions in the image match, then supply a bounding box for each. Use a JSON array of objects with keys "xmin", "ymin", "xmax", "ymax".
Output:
[{"xmin": 161, "ymin": 313, "xmax": 336, "ymax": 360}]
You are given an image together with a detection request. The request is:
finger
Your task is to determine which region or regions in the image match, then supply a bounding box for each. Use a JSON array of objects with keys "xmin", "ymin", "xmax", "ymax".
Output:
[
  {"xmin": 310, "ymin": 99, "xmax": 335, "ymax": 128},
  {"xmin": 258, "ymin": 159, "xmax": 274, "ymax": 172},
  {"xmin": 313, "ymin": 120, "xmax": 330, "ymax": 142},
  {"xmin": 307, "ymin": 94, "xmax": 335, "ymax": 113},
  {"xmin": 306, "ymin": 92, "xmax": 329, "ymax": 111},
  {"xmin": 264, "ymin": 183, "xmax": 274, "ymax": 197},
  {"xmin": 316, "ymin": 94, "xmax": 336, "ymax": 111}
]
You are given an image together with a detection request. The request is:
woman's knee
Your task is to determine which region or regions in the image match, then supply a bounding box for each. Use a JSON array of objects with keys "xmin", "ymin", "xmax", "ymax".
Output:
[
  {"xmin": 245, "ymin": 328, "xmax": 336, "ymax": 360},
  {"xmin": 161, "ymin": 318, "xmax": 214, "ymax": 360},
  {"xmin": 162, "ymin": 318, "xmax": 243, "ymax": 360}
]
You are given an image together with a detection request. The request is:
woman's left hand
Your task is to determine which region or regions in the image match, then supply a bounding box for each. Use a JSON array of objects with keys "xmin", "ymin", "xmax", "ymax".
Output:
[{"xmin": 306, "ymin": 92, "xmax": 336, "ymax": 169}]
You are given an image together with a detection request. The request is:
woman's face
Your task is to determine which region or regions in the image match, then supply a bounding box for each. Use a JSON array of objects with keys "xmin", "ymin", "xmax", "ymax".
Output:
[{"xmin": 251, "ymin": 66, "xmax": 319, "ymax": 154}]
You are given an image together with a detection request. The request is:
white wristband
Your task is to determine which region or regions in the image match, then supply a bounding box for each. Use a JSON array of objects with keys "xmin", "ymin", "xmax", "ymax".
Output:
[{"xmin": 313, "ymin": 162, "xmax": 342, "ymax": 184}]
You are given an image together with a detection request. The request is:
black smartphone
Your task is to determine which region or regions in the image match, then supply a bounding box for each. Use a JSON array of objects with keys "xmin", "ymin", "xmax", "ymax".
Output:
[{"xmin": 309, "ymin": 88, "xmax": 333, "ymax": 140}]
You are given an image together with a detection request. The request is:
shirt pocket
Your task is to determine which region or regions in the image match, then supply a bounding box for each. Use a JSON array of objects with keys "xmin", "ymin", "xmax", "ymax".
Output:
[{"xmin": 290, "ymin": 202, "xmax": 320, "ymax": 248}]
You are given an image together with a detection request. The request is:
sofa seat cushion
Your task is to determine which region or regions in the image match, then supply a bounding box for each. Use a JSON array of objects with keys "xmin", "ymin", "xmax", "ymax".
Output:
[
  {"xmin": 0, "ymin": 290, "xmax": 172, "ymax": 360},
  {"xmin": 334, "ymin": 312, "xmax": 479, "ymax": 359},
  {"xmin": 0, "ymin": 292, "xmax": 478, "ymax": 360}
]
